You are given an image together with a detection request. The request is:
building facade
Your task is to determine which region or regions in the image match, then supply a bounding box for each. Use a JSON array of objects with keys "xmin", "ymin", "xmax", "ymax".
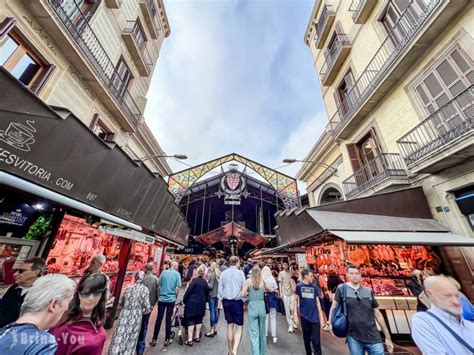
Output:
[
  {"xmin": 299, "ymin": 0, "xmax": 473, "ymax": 239},
  {"xmin": 0, "ymin": 0, "xmax": 172, "ymax": 176}
]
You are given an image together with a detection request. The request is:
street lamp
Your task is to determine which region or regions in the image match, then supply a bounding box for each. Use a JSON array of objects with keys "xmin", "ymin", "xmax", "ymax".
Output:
[
  {"xmin": 282, "ymin": 158, "xmax": 338, "ymax": 175},
  {"xmin": 137, "ymin": 154, "xmax": 188, "ymax": 162}
]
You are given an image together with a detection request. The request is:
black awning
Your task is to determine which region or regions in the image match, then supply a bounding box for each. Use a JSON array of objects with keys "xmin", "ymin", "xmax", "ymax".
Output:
[{"xmin": 0, "ymin": 68, "xmax": 189, "ymax": 245}]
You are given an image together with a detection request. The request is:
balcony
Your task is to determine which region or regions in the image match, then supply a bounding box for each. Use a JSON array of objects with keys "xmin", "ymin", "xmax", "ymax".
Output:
[
  {"xmin": 349, "ymin": 0, "xmax": 377, "ymax": 24},
  {"xmin": 105, "ymin": 0, "xmax": 122, "ymax": 9},
  {"xmin": 328, "ymin": 0, "xmax": 469, "ymax": 140},
  {"xmin": 397, "ymin": 86, "xmax": 474, "ymax": 174},
  {"xmin": 314, "ymin": 5, "xmax": 335, "ymax": 49},
  {"xmin": 139, "ymin": 0, "xmax": 161, "ymax": 39},
  {"xmin": 122, "ymin": 21, "xmax": 153, "ymax": 77},
  {"xmin": 342, "ymin": 153, "xmax": 409, "ymax": 199},
  {"xmin": 319, "ymin": 34, "xmax": 351, "ymax": 86},
  {"xmin": 23, "ymin": 0, "xmax": 142, "ymax": 131}
]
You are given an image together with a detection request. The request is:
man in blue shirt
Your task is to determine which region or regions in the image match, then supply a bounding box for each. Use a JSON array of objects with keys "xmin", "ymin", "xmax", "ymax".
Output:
[
  {"xmin": 412, "ymin": 275, "xmax": 474, "ymax": 354},
  {"xmin": 0, "ymin": 274, "xmax": 75, "ymax": 355},
  {"xmin": 296, "ymin": 268, "xmax": 325, "ymax": 355},
  {"xmin": 218, "ymin": 256, "xmax": 245, "ymax": 355},
  {"xmin": 150, "ymin": 261, "xmax": 182, "ymax": 348}
]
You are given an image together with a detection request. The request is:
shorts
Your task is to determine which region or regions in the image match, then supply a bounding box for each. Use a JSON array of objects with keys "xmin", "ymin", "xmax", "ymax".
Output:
[
  {"xmin": 185, "ymin": 314, "xmax": 204, "ymax": 326},
  {"xmin": 222, "ymin": 299, "xmax": 244, "ymax": 325}
]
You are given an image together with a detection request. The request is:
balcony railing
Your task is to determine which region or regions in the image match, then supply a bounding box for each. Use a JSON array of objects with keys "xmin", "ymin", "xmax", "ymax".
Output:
[
  {"xmin": 342, "ymin": 153, "xmax": 407, "ymax": 198},
  {"xmin": 123, "ymin": 21, "xmax": 153, "ymax": 75},
  {"xmin": 315, "ymin": 5, "xmax": 335, "ymax": 48},
  {"xmin": 48, "ymin": 0, "xmax": 142, "ymax": 127},
  {"xmin": 397, "ymin": 86, "xmax": 473, "ymax": 167},
  {"xmin": 140, "ymin": 0, "xmax": 161, "ymax": 39},
  {"xmin": 349, "ymin": 0, "xmax": 376, "ymax": 24},
  {"xmin": 330, "ymin": 0, "xmax": 443, "ymax": 135},
  {"xmin": 319, "ymin": 34, "xmax": 351, "ymax": 85}
]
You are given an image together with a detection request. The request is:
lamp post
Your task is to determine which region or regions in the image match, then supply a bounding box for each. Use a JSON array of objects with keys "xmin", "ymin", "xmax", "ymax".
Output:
[
  {"xmin": 137, "ymin": 154, "xmax": 188, "ymax": 162},
  {"xmin": 283, "ymin": 158, "xmax": 338, "ymax": 186}
]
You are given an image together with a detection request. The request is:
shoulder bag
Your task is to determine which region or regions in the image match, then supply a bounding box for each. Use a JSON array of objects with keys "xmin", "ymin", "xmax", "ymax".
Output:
[
  {"xmin": 331, "ymin": 283, "xmax": 348, "ymax": 338},
  {"xmin": 426, "ymin": 311, "xmax": 474, "ymax": 353}
]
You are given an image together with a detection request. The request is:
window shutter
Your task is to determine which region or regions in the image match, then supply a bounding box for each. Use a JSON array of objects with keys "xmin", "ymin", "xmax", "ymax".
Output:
[
  {"xmin": 89, "ymin": 113, "xmax": 100, "ymax": 129},
  {"xmin": 335, "ymin": 21, "xmax": 344, "ymax": 35},
  {"xmin": 0, "ymin": 17, "xmax": 16, "ymax": 37},
  {"xmin": 346, "ymin": 143, "xmax": 362, "ymax": 173},
  {"xmin": 30, "ymin": 64, "xmax": 56, "ymax": 95},
  {"xmin": 369, "ymin": 128, "xmax": 384, "ymax": 155}
]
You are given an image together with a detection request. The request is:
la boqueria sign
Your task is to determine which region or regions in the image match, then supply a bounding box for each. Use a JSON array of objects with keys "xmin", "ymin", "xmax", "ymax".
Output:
[{"xmin": 0, "ymin": 69, "xmax": 189, "ymax": 245}]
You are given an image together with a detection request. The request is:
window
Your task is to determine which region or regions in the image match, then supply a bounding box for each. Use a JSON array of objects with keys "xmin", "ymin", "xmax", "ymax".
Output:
[
  {"xmin": 414, "ymin": 47, "xmax": 473, "ymax": 131},
  {"xmin": 1, "ymin": 30, "xmax": 54, "ymax": 94},
  {"xmin": 380, "ymin": 0, "xmax": 429, "ymax": 46},
  {"xmin": 334, "ymin": 69, "xmax": 359, "ymax": 115},
  {"xmin": 132, "ymin": 21, "xmax": 146, "ymax": 49},
  {"xmin": 111, "ymin": 56, "xmax": 133, "ymax": 97},
  {"xmin": 347, "ymin": 129, "xmax": 384, "ymax": 181},
  {"xmin": 59, "ymin": 0, "xmax": 100, "ymax": 30},
  {"xmin": 90, "ymin": 114, "xmax": 115, "ymax": 141}
]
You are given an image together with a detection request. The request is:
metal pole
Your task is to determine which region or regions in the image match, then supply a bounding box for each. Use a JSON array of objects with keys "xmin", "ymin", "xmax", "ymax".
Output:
[
  {"xmin": 201, "ymin": 184, "xmax": 207, "ymax": 235},
  {"xmin": 185, "ymin": 193, "xmax": 190, "ymax": 219},
  {"xmin": 207, "ymin": 200, "xmax": 212, "ymax": 233}
]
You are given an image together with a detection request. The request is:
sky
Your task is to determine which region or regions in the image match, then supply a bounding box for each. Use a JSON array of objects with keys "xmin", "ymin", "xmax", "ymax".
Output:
[{"xmin": 144, "ymin": 0, "xmax": 327, "ymax": 191}]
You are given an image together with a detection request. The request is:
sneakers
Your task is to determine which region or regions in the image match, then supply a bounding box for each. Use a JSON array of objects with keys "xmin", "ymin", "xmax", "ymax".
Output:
[
  {"xmin": 288, "ymin": 326, "xmax": 294, "ymax": 333},
  {"xmin": 272, "ymin": 337, "xmax": 277, "ymax": 343},
  {"xmin": 164, "ymin": 339, "xmax": 173, "ymax": 347}
]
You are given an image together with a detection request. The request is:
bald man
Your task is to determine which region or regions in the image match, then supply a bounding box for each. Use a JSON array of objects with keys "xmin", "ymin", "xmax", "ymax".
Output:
[{"xmin": 411, "ymin": 276, "xmax": 474, "ymax": 354}]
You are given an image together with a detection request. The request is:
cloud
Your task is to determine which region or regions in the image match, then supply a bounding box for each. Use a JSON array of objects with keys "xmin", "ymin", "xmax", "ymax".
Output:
[{"xmin": 145, "ymin": 0, "xmax": 326, "ymax": 188}]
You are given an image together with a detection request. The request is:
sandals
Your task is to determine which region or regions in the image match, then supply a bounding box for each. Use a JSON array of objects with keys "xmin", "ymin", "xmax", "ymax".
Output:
[
  {"xmin": 193, "ymin": 337, "xmax": 201, "ymax": 343},
  {"xmin": 205, "ymin": 332, "xmax": 215, "ymax": 337},
  {"xmin": 185, "ymin": 340, "xmax": 193, "ymax": 346}
]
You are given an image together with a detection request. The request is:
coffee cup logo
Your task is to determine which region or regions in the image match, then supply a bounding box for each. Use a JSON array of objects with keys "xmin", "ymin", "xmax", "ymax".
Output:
[{"xmin": 0, "ymin": 120, "xmax": 36, "ymax": 152}]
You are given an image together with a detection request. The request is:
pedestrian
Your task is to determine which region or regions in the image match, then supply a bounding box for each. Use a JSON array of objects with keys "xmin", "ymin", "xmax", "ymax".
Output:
[
  {"xmin": 185, "ymin": 258, "xmax": 198, "ymax": 282},
  {"xmin": 109, "ymin": 271, "xmax": 151, "ymax": 354},
  {"xmin": 261, "ymin": 266, "xmax": 278, "ymax": 343},
  {"xmin": 445, "ymin": 275, "xmax": 474, "ymax": 322},
  {"xmin": 183, "ymin": 265, "xmax": 210, "ymax": 346},
  {"xmin": 412, "ymin": 275, "xmax": 474, "ymax": 354},
  {"xmin": 407, "ymin": 269, "xmax": 429, "ymax": 312},
  {"xmin": 178, "ymin": 261, "xmax": 185, "ymax": 281},
  {"xmin": 290, "ymin": 272, "xmax": 300, "ymax": 329},
  {"xmin": 278, "ymin": 261, "xmax": 297, "ymax": 333},
  {"xmin": 271, "ymin": 262, "xmax": 279, "ymax": 279},
  {"xmin": 295, "ymin": 268, "xmax": 325, "ymax": 355},
  {"xmin": 137, "ymin": 263, "xmax": 160, "ymax": 354},
  {"xmin": 327, "ymin": 264, "xmax": 394, "ymax": 355},
  {"xmin": 205, "ymin": 261, "xmax": 221, "ymax": 337},
  {"xmin": 243, "ymin": 259, "xmax": 254, "ymax": 279},
  {"xmin": 0, "ymin": 257, "xmax": 46, "ymax": 328},
  {"xmin": 240, "ymin": 266, "xmax": 273, "ymax": 355},
  {"xmin": 50, "ymin": 273, "xmax": 108, "ymax": 355},
  {"xmin": 219, "ymin": 258, "xmax": 228, "ymax": 272},
  {"xmin": 0, "ymin": 274, "xmax": 75, "ymax": 354},
  {"xmin": 218, "ymin": 256, "xmax": 245, "ymax": 355},
  {"xmin": 150, "ymin": 261, "xmax": 182, "ymax": 347}
]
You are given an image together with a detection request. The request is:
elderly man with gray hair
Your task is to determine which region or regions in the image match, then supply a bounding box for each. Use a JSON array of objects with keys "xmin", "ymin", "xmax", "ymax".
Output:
[{"xmin": 0, "ymin": 274, "xmax": 75, "ymax": 354}]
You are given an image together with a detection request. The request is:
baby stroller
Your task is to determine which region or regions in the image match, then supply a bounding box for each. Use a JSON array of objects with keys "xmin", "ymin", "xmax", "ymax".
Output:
[{"xmin": 171, "ymin": 301, "xmax": 186, "ymax": 345}]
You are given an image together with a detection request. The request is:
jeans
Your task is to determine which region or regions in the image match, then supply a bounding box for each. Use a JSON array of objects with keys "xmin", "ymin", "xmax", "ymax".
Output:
[
  {"xmin": 248, "ymin": 300, "xmax": 266, "ymax": 355},
  {"xmin": 209, "ymin": 296, "xmax": 219, "ymax": 327},
  {"xmin": 152, "ymin": 301, "xmax": 175, "ymax": 341},
  {"xmin": 136, "ymin": 312, "xmax": 151, "ymax": 354},
  {"xmin": 300, "ymin": 317, "xmax": 321, "ymax": 355},
  {"xmin": 265, "ymin": 307, "xmax": 276, "ymax": 337},
  {"xmin": 347, "ymin": 336, "xmax": 384, "ymax": 355}
]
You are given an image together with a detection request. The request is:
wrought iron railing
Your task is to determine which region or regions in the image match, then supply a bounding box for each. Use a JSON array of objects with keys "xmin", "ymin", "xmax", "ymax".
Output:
[
  {"xmin": 349, "ymin": 0, "xmax": 365, "ymax": 21},
  {"xmin": 123, "ymin": 21, "xmax": 153, "ymax": 73},
  {"xmin": 320, "ymin": 34, "xmax": 351, "ymax": 82},
  {"xmin": 48, "ymin": 0, "xmax": 142, "ymax": 127},
  {"xmin": 315, "ymin": 5, "xmax": 335, "ymax": 42},
  {"xmin": 342, "ymin": 153, "xmax": 407, "ymax": 198},
  {"xmin": 142, "ymin": 0, "xmax": 161, "ymax": 30},
  {"xmin": 397, "ymin": 86, "xmax": 473, "ymax": 167},
  {"xmin": 329, "ymin": 0, "xmax": 443, "ymax": 134}
]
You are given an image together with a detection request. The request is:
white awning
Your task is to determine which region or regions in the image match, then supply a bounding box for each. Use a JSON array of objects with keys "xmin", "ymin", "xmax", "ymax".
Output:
[
  {"xmin": 98, "ymin": 226, "xmax": 155, "ymax": 244},
  {"xmin": 332, "ymin": 230, "xmax": 474, "ymax": 246}
]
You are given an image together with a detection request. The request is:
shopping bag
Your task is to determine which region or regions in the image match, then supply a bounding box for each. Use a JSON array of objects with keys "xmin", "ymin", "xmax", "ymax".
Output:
[
  {"xmin": 276, "ymin": 296, "xmax": 286, "ymax": 315},
  {"xmin": 331, "ymin": 284, "xmax": 347, "ymax": 338}
]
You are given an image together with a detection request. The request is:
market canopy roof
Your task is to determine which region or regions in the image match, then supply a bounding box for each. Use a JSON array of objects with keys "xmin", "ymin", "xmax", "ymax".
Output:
[
  {"xmin": 195, "ymin": 222, "xmax": 269, "ymax": 248},
  {"xmin": 0, "ymin": 68, "xmax": 189, "ymax": 246}
]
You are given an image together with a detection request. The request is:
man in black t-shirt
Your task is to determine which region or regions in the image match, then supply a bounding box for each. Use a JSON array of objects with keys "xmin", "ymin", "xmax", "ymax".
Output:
[{"xmin": 327, "ymin": 264, "xmax": 394, "ymax": 355}]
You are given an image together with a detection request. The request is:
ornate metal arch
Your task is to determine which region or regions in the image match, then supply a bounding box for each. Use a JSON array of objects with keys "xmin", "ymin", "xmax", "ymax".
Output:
[{"xmin": 168, "ymin": 153, "xmax": 300, "ymax": 209}]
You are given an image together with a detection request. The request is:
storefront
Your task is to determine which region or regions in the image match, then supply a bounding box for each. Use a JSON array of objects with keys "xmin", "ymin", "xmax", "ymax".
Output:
[
  {"xmin": 273, "ymin": 187, "xmax": 474, "ymax": 340},
  {"xmin": 0, "ymin": 68, "xmax": 190, "ymax": 325}
]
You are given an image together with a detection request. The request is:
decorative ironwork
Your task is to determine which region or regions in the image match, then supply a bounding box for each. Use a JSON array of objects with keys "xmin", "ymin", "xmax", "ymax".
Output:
[
  {"xmin": 123, "ymin": 20, "xmax": 153, "ymax": 73},
  {"xmin": 314, "ymin": 5, "xmax": 335, "ymax": 44},
  {"xmin": 342, "ymin": 153, "xmax": 407, "ymax": 198},
  {"xmin": 397, "ymin": 86, "xmax": 473, "ymax": 167},
  {"xmin": 47, "ymin": 0, "xmax": 142, "ymax": 127},
  {"xmin": 168, "ymin": 153, "xmax": 300, "ymax": 210},
  {"xmin": 320, "ymin": 33, "xmax": 351, "ymax": 83},
  {"xmin": 330, "ymin": 0, "xmax": 443, "ymax": 134}
]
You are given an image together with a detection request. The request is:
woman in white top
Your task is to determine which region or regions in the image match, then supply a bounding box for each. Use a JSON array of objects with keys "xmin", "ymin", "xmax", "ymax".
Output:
[{"xmin": 261, "ymin": 266, "xmax": 279, "ymax": 343}]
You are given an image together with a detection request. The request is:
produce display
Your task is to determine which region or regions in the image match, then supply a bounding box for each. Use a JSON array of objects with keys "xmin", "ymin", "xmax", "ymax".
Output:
[{"xmin": 306, "ymin": 240, "xmax": 440, "ymax": 296}]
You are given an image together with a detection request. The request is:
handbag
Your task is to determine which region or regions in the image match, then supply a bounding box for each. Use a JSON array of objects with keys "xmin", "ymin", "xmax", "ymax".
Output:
[
  {"xmin": 331, "ymin": 284, "xmax": 348, "ymax": 338},
  {"xmin": 264, "ymin": 292, "xmax": 270, "ymax": 314},
  {"xmin": 426, "ymin": 311, "xmax": 474, "ymax": 353},
  {"xmin": 276, "ymin": 296, "xmax": 286, "ymax": 315}
]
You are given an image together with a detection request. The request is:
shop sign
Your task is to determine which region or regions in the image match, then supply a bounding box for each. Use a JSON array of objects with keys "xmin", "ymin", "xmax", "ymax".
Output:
[
  {"xmin": 98, "ymin": 226, "xmax": 155, "ymax": 244},
  {"xmin": 296, "ymin": 253, "xmax": 307, "ymax": 268},
  {"xmin": 0, "ymin": 210, "xmax": 29, "ymax": 226}
]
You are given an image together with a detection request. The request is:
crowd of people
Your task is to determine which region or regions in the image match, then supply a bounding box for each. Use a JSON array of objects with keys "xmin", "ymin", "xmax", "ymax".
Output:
[{"xmin": 0, "ymin": 254, "xmax": 473, "ymax": 355}]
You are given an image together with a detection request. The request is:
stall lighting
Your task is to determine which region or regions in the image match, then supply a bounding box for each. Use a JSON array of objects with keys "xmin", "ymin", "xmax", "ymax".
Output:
[{"xmin": 33, "ymin": 203, "xmax": 44, "ymax": 210}]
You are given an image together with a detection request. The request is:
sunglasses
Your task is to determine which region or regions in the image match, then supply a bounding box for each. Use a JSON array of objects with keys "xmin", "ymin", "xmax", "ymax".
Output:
[
  {"xmin": 14, "ymin": 269, "xmax": 32, "ymax": 274},
  {"xmin": 354, "ymin": 290, "xmax": 361, "ymax": 301},
  {"xmin": 79, "ymin": 289, "xmax": 106, "ymax": 297}
]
